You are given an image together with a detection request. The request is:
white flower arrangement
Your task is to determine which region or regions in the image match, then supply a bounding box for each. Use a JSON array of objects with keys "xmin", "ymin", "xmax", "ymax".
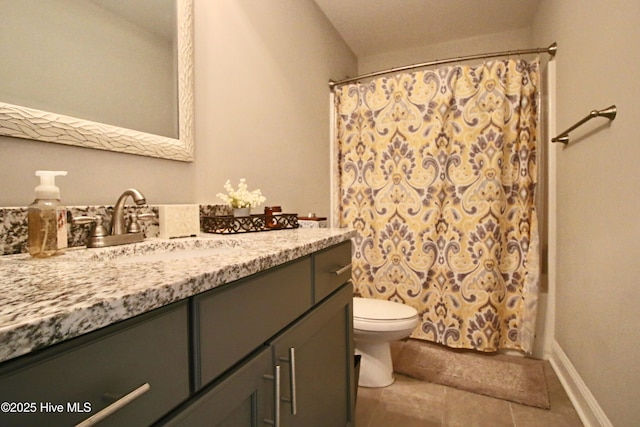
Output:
[{"xmin": 216, "ymin": 178, "xmax": 266, "ymax": 209}]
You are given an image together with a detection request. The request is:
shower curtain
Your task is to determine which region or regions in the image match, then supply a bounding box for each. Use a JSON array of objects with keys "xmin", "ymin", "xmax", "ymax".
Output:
[{"xmin": 335, "ymin": 59, "xmax": 540, "ymax": 353}]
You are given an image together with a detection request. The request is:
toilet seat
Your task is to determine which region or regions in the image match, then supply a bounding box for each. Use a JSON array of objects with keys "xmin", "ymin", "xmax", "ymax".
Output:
[{"xmin": 353, "ymin": 297, "xmax": 418, "ymax": 332}]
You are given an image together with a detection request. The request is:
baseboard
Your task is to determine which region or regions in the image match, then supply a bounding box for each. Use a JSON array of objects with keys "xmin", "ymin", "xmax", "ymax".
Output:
[{"xmin": 549, "ymin": 341, "xmax": 613, "ymax": 427}]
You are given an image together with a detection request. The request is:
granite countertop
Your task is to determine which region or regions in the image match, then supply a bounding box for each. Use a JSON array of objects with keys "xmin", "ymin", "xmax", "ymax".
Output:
[{"xmin": 0, "ymin": 228, "xmax": 355, "ymax": 364}]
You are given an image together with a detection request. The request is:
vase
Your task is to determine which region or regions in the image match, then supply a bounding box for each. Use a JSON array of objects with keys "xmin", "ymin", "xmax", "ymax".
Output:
[{"xmin": 233, "ymin": 207, "xmax": 250, "ymax": 217}]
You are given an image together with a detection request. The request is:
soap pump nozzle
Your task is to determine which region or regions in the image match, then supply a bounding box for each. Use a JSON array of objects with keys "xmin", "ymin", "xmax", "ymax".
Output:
[{"xmin": 34, "ymin": 170, "xmax": 67, "ymax": 200}]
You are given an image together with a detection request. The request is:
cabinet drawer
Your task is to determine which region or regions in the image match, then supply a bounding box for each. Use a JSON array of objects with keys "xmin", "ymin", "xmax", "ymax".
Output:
[
  {"xmin": 0, "ymin": 302, "xmax": 190, "ymax": 427},
  {"xmin": 313, "ymin": 240, "xmax": 352, "ymax": 302},
  {"xmin": 195, "ymin": 257, "xmax": 311, "ymax": 389}
]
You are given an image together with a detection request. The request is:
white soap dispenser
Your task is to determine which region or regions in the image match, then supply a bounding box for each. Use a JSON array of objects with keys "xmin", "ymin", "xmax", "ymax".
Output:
[{"xmin": 28, "ymin": 170, "xmax": 68, "ymax": 258}]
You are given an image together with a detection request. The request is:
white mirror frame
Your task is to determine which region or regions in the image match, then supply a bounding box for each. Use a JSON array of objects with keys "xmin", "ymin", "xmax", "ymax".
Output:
[{"xmin": 0, "ymin": 0, "xmax": 194, "ymax": 162}]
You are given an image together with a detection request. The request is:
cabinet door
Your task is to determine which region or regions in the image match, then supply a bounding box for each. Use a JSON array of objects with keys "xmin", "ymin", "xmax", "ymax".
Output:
[
  {"xmin": 160, "ymin": 347, "xmax": 274, "ymax": 427},
  {"xmin": 271, "ymin": 284, "xmax": 354, "ymax": 427}
]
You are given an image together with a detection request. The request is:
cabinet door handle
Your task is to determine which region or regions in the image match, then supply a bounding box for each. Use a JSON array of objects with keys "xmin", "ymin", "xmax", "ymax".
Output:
[
  {"xmin": 279, "ymin": 348, "xmax": 298, "ymax": 416},
  {"xmin": 288, "ymin": 347, "xmax": 298, "ymax": 415},
  {"xmin": 332, "ymin": 263, "xmax": 352, "ymax": 276},
  {"xmin": 74, "ymin": 383, "xmax": 150, "ymax": 427},
  {"xmin": 263, "ymin": 365, "xmax": 281, "ymax": 427}
]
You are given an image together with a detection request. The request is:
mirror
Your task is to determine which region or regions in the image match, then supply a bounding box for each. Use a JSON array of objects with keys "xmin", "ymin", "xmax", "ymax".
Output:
[{"xmin": 0, "ymin": 0, "xmax": 194, "ymax": 162}]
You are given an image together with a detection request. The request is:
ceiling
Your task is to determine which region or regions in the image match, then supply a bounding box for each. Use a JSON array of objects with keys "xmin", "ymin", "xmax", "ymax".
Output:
[{"xmin": 313, "ymin": 0, "xmax": 540, "ymax": 58}]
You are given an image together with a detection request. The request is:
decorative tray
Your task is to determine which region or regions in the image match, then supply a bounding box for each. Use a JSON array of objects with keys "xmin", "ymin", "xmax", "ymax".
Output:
[{"xmin": 201, "ymin": 214, "xmax": 299, "ymax": 234}]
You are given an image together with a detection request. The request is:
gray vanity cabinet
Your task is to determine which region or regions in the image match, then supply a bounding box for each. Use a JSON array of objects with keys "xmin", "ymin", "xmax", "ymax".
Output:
[
  {"xmin": 163, "ymin": 282, "xmax": 354, "ymax": 427},
  {"xmin": 0, "ymin": 239, "xmax": 354, "ymax": 427},
  {"xmin": 162, "ymin": 241, "xmax": 355, "ymax": 427},
  {"xmin": 0, "ymin": 301, "xmax": 190, "ymax": 427}
]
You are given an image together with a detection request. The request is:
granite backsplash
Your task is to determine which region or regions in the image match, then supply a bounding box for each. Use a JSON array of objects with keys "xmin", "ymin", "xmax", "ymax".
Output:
[{"xmin": 0, "ymin": 204, "xmax": 230, "ymax": 256}]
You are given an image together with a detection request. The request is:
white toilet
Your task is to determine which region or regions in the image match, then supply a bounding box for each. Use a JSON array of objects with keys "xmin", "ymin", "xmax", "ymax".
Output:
[{"xmin": 353, "ymin": 297, "xmax": 419, "ymax": 387}]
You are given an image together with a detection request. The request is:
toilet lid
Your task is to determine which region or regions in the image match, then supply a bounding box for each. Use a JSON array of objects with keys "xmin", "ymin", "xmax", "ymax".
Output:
[{"xmin": 353, "ymin": 297, "xmax": 418, "ymax": 321}]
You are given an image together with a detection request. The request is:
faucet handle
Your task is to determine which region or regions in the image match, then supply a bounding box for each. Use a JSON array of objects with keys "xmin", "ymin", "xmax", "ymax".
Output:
[
  {"xmin": 72, "ymin": 215, "xmax": 94, "ymax": 225},
  {"xmin": 73, "ymin": 214, "xmax": 109, "ymax": 238},
  {"xmin": 137, "ymin": 212, "xmax": 156, "ymax": 221},
  {"xmin": 127, "ymin": 212, "xmax": 156, "ymax": 234}
]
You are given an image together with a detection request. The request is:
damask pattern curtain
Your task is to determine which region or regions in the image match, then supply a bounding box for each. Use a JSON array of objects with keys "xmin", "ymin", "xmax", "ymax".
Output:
[{"xmin": 335, "ymin": 59, "xmax": 540, "ymax": 353}]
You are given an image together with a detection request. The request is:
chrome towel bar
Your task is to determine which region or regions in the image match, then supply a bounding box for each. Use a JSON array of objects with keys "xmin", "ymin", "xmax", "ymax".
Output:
[{"xmin": 552, "ymin": 105, "xmax": 617, "ymax": 144}]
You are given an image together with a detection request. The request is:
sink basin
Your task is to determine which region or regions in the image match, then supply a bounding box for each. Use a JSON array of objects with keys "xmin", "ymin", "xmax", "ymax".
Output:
[
  {"xmin": 112, "ymin": 246, "xmax": 245, "ymax": 264},
  {"xmin": 63, "ymin": 237, "xmax": 252, "ymax": 263}
]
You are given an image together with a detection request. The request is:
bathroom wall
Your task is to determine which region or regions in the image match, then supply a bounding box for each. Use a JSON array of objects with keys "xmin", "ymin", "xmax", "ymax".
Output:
[
  {"xmin": 532, "ymin": 1, "xmax": 640, "ymax": 426},
  {"xmin": 0, "ymin": 0, "xmax": 356, "ymax": 220},
  {"xmin": 192, "ymin": 0, "xmax": 356, "ymax": 217}
]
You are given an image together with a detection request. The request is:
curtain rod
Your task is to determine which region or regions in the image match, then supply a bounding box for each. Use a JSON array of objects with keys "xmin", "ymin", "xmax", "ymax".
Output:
[{"xmin": 328, "ymin": 42, "xmax": 557, "ymax": 90}]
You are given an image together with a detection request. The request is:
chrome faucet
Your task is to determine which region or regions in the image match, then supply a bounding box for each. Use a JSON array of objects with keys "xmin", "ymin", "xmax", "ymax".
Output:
[
  {"xmin": 73, "ymin": 188, "xmax": 153, "ymax": 248},
  {"xmin": 111, "ymin": 188, "xmax": 146, "ymax": 235}
]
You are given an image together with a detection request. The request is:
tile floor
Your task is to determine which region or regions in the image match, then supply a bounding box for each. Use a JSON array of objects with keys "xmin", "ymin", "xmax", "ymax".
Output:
[{"xmin": 355, "ymin": 361, "xmax": 584, "ymax": 427}]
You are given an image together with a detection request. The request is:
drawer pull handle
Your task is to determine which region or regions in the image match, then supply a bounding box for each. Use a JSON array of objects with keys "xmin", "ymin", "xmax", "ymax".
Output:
[
  {"xmin": 74, "ymin": 383, "xmax": 150, "ymax": 427},
  {"xmin": 263, "ymin": 365, "xmax": 281, "ymax": 427},
  {"xmin": 332, "ymin": 264, "xmax": 352, "ymax": 276}
]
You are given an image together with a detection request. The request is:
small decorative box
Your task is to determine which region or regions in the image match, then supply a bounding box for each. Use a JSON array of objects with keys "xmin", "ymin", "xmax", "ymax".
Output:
[
  {"xmin": 158, "ymin": 204, "xmax": 200, "ymax": 238},
  {"xmin": 297, "ymin": 215, "xmax": 327, "ymax": 229}
]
